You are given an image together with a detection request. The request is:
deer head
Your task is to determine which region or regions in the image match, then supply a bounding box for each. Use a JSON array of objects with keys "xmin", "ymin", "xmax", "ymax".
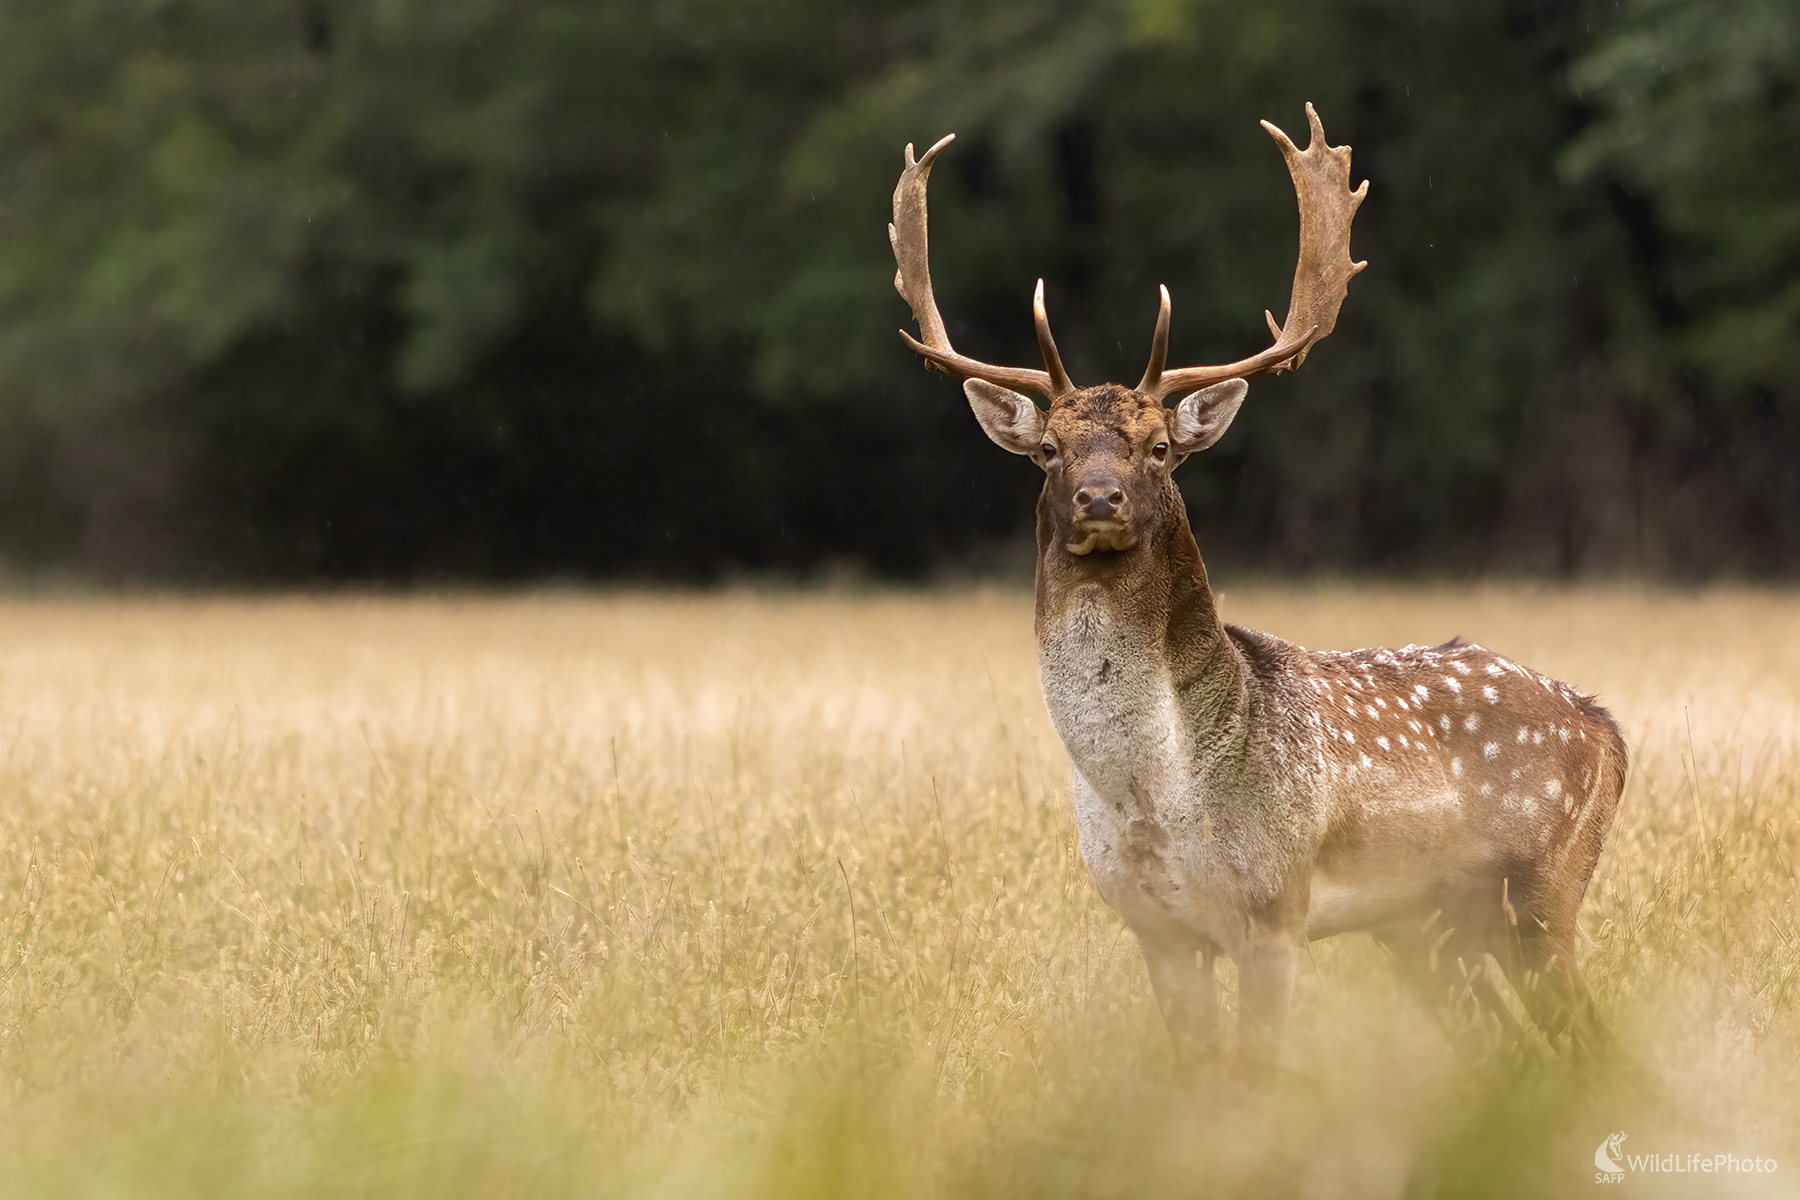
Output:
[{"xmin": 890, "ymin": 105, "xmax": 1367, "ymax": 562}]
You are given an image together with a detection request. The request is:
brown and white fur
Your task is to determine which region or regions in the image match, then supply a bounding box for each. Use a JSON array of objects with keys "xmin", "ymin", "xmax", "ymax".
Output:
[{"xmin": 970, "ymin": 376, "xmax": 1628, "ymax": 1068}]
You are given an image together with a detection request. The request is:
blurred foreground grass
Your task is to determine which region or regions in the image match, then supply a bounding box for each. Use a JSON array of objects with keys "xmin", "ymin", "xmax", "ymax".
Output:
[{"xmin": 0, "ymin": 586, "xmax": 1797, "ymax": 1198}]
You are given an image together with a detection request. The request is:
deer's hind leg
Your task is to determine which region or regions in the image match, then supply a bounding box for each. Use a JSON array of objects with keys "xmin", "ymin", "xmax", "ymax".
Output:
[
  {"xmin": 1372, "ymin": 919, "xmax": 1523, "ymax": 1058},
  {"xmin": 1489, "ymin": 912, "xmax": 1610, "ymax": 1060}
]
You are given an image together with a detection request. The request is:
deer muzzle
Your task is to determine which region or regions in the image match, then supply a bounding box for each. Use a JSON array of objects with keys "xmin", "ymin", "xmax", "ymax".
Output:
[{"xmin": 1067, "ymin": 477, "xmax": 1136, "ymax": 555}]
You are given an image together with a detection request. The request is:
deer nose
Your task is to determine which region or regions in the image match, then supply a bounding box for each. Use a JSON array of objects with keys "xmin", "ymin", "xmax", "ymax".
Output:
[{"xmin": 1074, "ymin": 479, "xmax": 1125, "ymax": 521}]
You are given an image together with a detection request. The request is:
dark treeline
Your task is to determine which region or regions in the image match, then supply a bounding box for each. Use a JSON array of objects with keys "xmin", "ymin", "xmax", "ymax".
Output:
[{"xmin": 0, "ymin": 0, "xmax": 1794, "ymax": 583}]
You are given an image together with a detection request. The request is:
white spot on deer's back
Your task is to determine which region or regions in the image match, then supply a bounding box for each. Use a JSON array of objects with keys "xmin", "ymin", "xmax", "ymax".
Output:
[
  {"xmin": 1483, "ymin": 686, "xmax": 1499, "ymax": 704},
  {"xmin": 1345, "ymin": 730, "xmax": 1356, "ymax": 744},
  {"xmin": 1484, "ymin": 742, "xmax": 1499, "ymax": 760},
  {"xmin": 1452, "ymin": 661, "xmax": 1472, "ymax": 676},
  {"xmin": 1439, "ymin": 715, "xmax": 1451, "ymax": 732},
  {"xmin": 1443, "ymin": 676, "xmax": 1462, "ymax": 694},
  {"xmin": 1376, "ymin": 736, "xmax": 1390, "ymax": 751},
  {"xmin": 1451, "ymin": 757, "xmax": 1463, "ymax": 778},
  {"xmin": 1517, "ymin": 726, "xmax": 1530, "ymax": 743},
  {"xmin": 1464, "ymin": 713, "xmax": 1480, "ymax": 732},
  {"xmin": 1532, "ymin": 729, "xmax": 1544, "ymax": 745},
  {"xmin": 1360, "ymin": 753, "xmax": 1372, "ymax": 769}
]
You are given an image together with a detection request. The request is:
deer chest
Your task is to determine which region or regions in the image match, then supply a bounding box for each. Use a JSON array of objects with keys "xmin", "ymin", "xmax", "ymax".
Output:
[{"xmin": 1037, "ymin": 610, "xmax": 1282, "ymax": 944}]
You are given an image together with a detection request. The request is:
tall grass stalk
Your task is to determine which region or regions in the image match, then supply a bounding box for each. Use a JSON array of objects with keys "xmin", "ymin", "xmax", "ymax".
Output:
[{"xmin": 0, "ymin": 587, "xmax": 1795, "ymax": 1198}]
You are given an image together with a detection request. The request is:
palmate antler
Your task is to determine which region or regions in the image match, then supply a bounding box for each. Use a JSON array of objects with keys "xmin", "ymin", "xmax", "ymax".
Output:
[
  {"xmin": 890, "ymin": 104, "xmax": 1368, "ymax": 404},
  {"xmin": 1137, "ymin": 104, "xmax": 1369, "ymax": 399},
  {"xmin": 889, "ymin": 135, "xmax": 1073, "ymax": 402}
]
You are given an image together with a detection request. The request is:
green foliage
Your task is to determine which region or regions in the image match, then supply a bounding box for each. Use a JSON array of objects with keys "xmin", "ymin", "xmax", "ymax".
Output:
[
  {"xmin": 0, "ymin": 0, "xmax": 1793, "ymax": 578},
  {"xmin": 1566, "ymin": 0, "xmax": 1800, "ymax": 387}
]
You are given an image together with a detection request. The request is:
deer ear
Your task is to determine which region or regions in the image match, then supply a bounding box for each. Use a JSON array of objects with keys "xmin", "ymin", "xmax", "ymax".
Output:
[
  {"xmin": 964, "ymin": 379, "xmax": 1047, "ymax": 457},
  {"xmin": 1168, "ymin": 379, "xmax": 1249, "ymax": 458}
]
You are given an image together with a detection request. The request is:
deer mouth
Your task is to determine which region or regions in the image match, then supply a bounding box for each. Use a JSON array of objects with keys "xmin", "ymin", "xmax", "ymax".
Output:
[{"xmin": 1066, "ymin": 522, "xmax": 1137, "ymax": 556}]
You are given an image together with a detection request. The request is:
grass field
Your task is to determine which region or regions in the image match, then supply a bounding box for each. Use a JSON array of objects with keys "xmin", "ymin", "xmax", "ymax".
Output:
[{"xmin": 0, "ymin": 585, "xmax": 1796, "ymax": 1198}]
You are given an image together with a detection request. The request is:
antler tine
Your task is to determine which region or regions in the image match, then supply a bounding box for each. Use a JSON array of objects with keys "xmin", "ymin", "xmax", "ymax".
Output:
[
  {"xmin": 1143, "ymin": 103, "xmax": 1368, "ymax": 401},
  {"xmin": 1033, "ymin": 280, "xmax": 1072, "ymax": 397},
  {"xmin": 1137, "ymin": 285, "xmax": 1172, "ymax": 393},
  {"xmin": 891, "ymin": 135, "xmax": 1070, "ymax": 401}
]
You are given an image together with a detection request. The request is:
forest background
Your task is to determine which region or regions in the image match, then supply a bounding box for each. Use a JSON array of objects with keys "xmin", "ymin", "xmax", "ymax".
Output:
[{"xmin": 0, "ymin": 0, "xmax": 1793, "ymax": 584}]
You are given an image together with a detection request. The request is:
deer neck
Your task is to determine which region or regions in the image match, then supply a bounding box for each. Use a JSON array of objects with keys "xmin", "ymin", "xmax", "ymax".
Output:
[{"xmin": 1032, "ymin": 494, "xmax": 1247, "ymax": 791}]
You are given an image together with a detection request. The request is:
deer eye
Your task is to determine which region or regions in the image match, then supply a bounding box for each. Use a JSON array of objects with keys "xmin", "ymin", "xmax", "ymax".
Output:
[
  {"xmin": 1152, "ymin": 442, "xmax": 1169, "ymax": 460},
  {"xmin": 1040, "ymin": 443, "xmax": 1057, "ymax": 459}
]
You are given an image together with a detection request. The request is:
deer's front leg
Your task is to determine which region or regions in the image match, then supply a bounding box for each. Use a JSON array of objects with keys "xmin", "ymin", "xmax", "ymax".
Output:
[
  {"xmin": 1236, "ymin": 934, "xmax": 1298, "ymax": 1070},
  {"xmin": 1140, "ymin": 937, "xmax": 1219, "ymax": 1066}
]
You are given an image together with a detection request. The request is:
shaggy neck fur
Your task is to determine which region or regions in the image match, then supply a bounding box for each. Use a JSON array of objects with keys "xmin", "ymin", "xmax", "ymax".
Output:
[{"xmin": 1033, "ymin": 479, "xmax": 1247, "ymax": 756}]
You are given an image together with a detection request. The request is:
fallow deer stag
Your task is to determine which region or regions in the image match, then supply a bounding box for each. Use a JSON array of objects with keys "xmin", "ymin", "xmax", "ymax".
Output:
[{"xmin": 890, "ymin": 105, "xmax": 1626, "ymax": 1068}]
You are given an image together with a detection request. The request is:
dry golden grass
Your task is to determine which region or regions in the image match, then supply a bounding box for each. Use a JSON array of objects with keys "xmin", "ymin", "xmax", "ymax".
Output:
[{"xmin": 0, "ymin": 585, "xmax": 1796, "ymax": 1198}]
